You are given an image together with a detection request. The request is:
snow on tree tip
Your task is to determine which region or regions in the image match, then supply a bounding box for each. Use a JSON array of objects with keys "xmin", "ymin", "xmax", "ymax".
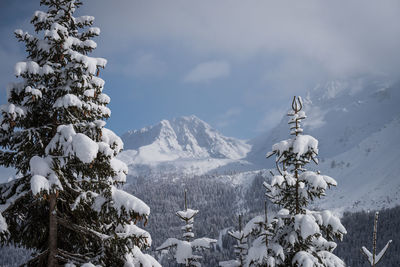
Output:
[{"xmin": 176, "ymin": 208, "xmax": 199, "ymax": 220}]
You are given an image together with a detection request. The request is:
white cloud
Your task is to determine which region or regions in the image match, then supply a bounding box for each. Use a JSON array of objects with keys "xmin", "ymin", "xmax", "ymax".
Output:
[
  {"xmin": 256, "ymin": 107, "xmax": 287, "ymax": 133},
  {"xmin": 302, "ymin": 106, "xmax": 326, "ymax": 130},
  {"xmin": 184, "ymin": 60, "xmax": 230, "ymax": 83},
  {"xmin": 216, "ymin": 107, "xmax": 242, "ymax": 128}
]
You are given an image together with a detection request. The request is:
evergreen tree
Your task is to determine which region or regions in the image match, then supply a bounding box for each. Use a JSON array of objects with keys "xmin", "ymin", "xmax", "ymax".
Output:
[
  {"xmin": 247, "ymin": 96, "xmax": 347, "ymax": 266},
  {"xmin": 157, "ymin": 190, "xmax": 217, "ymax": 266},
  {"xmin": 244, "ymin": 202, "xmax": 276, "ymax": 267},
  {"xmin": 0, "ymin": 1, "xmax": 159, "ymax": 266},
  {"xmin": 361, "ymin": 212, "xmax": 392, "ymax": 266},
  {"xmin": 219, "ymin": 215, "xmax": 250, "ymax": 267}
]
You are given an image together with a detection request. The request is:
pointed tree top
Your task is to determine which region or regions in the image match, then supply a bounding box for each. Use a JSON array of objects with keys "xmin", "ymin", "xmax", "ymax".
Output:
[
  {"xmin": 184, "ymin": 188, "xmax": 187, "ymax": 211},
  {"xmin": 292, "ymin": 96, "xmax": 303, "ymax": 113}
]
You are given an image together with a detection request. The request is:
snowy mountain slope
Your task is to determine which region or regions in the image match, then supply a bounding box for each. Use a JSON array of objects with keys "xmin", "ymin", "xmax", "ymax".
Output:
[
  {"xmin": 118, "ymin": 115, "xmax": 252, "ymax": 176},
  {"xmin": 116, "ymin": 77, "xmax": 400, "ymax": 212},
  {"xmin": 315, "ymin": 115, "xmax": 400, "ymax": 211},
  {"xmin": 247, "ymin": 77, "xmax": 400, "ymax": 211},
  {"xmin": 247, "ymin": 78, "xmax": 400, "ymax": 168}
]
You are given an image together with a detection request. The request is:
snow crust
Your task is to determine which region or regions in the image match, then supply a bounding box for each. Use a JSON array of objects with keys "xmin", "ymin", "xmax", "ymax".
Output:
[
  {"xmin": 117, "ymin": 222, "xmax": 151, "ymax": 245},
  {"xmin": 14, "ymin": 61, "xmax": 54, "ymax": 76},
  {"xmin": 246, "ymin": 236, "xmax": 284, "ymax": 266},
  {"xmin": 191, "ymin": 237, "xmax": 217, "ymax": 249},
  {"xmin": 30, "ymin": 175, "xmax": 50, "ymax": 195},
  {"xmin": 46, "ymin": 125, "xmax": 98, "ymax": 164},
  {"xmin": 72, "ymin": 133, "xmax": 98, "ymax": 164},
  {"xmin": 0, "ymin": 212, "xmax": 7, "ymax": 233},
  {"xmin": 270, "ymin": 135, "xmax": 318, "ymax": 159},
  {"xmin": 300, "ymin": 171, "xmax": 337, "ymax": 189},
  {"xmin": 124, "ymin": 247, "xmax": 161, "ymax": 267},
  {"xmin": 294, "ymin": 214, "xmax": 319, "ymax": 239},
  {"xmin": 25, "ymin": 86, "xmax": 42, "ymax": 98},
  {"xmin": 54, "ymin": 94, "xmax": 83, "ymax": 109},
  {"xmin": 102, "ymin": 128, "xmax": 124, "ymax": 153},
  {"xmin": 0, "ymin": 103, "xmax": 25, "ymax": 122},
  {"xmin": 111, "ymin": 186, "xmax": 150, "ymax": 216},
  {"xmin": 29, "ymin": 156, "xmax": 62, "ymax": 194},
  {"xmin": 176, "ymin": 208, "xmax": 199, "ymax": 220},
  {"xmin": 157, "ymin": 237, "xmax": 216, "ymax": 265},
  {"xmin": 110, "ymin": 158, "xmax": 128, "ymax": 182},
  {"xmin": 68, "ymin": 51, "xmax": 106, "ymax": 75},
  {"xmin": 176, "ymin": 241, "xmax": 194, "ymax": 264}
]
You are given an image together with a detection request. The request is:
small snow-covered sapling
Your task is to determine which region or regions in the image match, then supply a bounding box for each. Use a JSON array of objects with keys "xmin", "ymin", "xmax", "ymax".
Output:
[{"xmin": 361, "ymin": 211, "xmax": 392, "ymax": 266}]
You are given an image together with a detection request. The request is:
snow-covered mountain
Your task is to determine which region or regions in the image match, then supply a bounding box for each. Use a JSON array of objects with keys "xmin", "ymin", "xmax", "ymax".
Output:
[
  {"xmin": 118, "ymin": 115, "xmax": 252, "ymax": 176},
  {"xmin": 248, "ymin": 76, "xmax": 400, "ymax": 211},
  {"xmin": 117, "ymin": 77, "xmax": 400, "ymax": 212},
  {"xmin": 316, "ymin": 114, "xmax": 400, "ymax": 211},
  {"xmin": 247, "ymin": 78, "xmax": 400, "ymax": 167},
  {"xmin": 1, "ymin": 77, "xmax": 398, "ymax": 212}
]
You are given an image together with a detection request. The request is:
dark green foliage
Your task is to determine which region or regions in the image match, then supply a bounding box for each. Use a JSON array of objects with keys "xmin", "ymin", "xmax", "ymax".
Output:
[{"xmin": 0, "ymin": 0, "xmax": 155, "ymax": 266}]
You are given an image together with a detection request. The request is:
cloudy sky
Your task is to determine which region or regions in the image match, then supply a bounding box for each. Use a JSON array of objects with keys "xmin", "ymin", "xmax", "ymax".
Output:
[{"xmin": 0, "ymin": 0, "xmax": 399, "ymax": 139}]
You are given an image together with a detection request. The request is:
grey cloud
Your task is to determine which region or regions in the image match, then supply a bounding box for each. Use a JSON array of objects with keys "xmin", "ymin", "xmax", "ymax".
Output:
[
  {"xmin": 184, "ymin": 60, "xmax": 230, "ymax": 83},
  {"xmin": 87, "ymin": 0, "xmax": 400, "ymax": 79}
]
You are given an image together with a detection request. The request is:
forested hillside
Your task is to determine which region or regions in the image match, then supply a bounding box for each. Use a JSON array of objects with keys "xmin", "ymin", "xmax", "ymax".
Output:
[{"xmin": 3, "ymin": 175, "xmax": 397, "ymax": 266}]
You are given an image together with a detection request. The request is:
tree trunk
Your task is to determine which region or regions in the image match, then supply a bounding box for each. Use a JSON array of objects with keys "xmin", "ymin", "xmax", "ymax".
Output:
[{"xmin": 48, "ymin": 193, "xmax": 58, "ymax": 267}]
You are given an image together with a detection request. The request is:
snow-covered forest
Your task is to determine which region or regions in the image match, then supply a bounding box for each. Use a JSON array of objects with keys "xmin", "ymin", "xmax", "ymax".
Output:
[{"xmin": 0, "ymin": 0, "xmax": 399, "ymax": 266}]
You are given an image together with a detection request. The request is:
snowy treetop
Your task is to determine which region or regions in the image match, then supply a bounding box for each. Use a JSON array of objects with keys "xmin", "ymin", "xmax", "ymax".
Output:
[
  {"xmin": 267, "ymin": 135, "xmax": 318, "ymax": 160},
  {"xmin": 176, "ymin": 208, "xmax": 199, "ymax": 220}
]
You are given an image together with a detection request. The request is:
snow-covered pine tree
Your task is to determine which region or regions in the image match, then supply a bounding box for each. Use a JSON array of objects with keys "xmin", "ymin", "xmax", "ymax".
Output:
[
  {"xmin": 253, "ymin": 96, "xmax": 347, "ymax": 266},
  {"xmin": 244, "ymin": 202, "xmax": 277, "ymax": 267},
  {"xmin": 361, "ymin": 212, "xmax": 392, "ymax": 266},
  {"xmin": 219, "ymin": 215, "xmax": 250, "ymax": 267},
  {"xmin": 0, "ymin": 1, "xmax": 159, "ymax": 266},
  {"xmin": 157, "ymin": 190, "xmax": 217, "ymax": 266}
]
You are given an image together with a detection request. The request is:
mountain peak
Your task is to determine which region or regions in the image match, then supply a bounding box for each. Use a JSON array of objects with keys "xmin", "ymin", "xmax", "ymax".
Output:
[{"xmin": 121, "ymin": 115, "xmax": 251, "ymax": 161}]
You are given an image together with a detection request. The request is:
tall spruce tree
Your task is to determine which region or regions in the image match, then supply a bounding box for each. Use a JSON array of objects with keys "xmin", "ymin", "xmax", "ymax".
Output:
[
  {"xmin": 0, "ymin": 1, "xmax": 159, "ymax": 266},
  {"xmin": 247, "ymin": 96, "xmax": 347, "ymax": 266}
]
